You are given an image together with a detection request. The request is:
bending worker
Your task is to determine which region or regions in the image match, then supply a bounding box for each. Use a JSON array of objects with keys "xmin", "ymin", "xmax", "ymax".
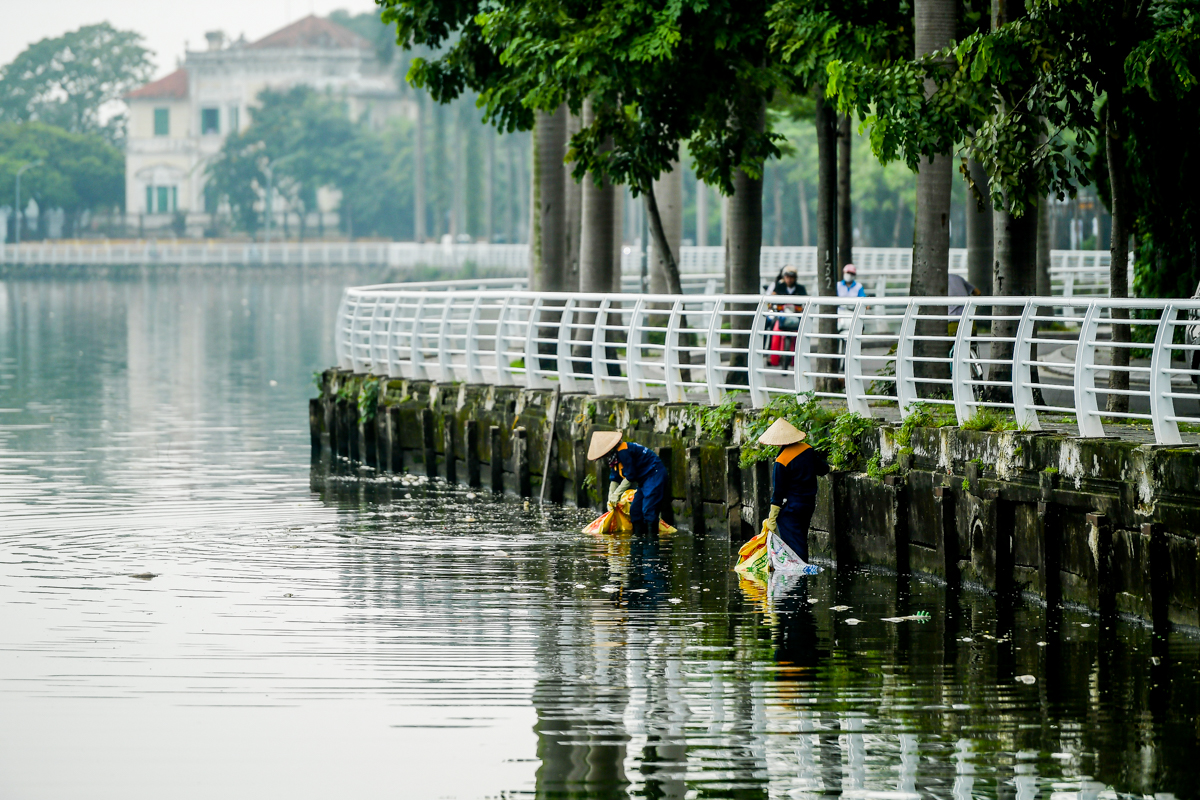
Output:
[
  {"xmin": 587, "ymin": 430, "xmax": 667, "ymax": 535},
  {"xmin": 760, "ymin": 418, "xmax": 830, "ymax": 562}
]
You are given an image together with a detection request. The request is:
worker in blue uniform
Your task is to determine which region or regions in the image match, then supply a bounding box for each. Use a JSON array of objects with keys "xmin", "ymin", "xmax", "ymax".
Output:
[
  {"xmin": 587, "ymin": 430, "xmax": 667, "ymax": 535},
  {"xmin": 759, "ymin": 418, "xmax": 829, "ymax": 562}
]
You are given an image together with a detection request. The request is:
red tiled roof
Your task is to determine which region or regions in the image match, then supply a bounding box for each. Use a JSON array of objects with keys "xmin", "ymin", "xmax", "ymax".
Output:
[
  {"xmin": 248, "ymin": 15, "xmax": 371, "ymax": 50},
  {"xmin": 126, "ymin": 68, "xmax": 188, "ymax": 100}
]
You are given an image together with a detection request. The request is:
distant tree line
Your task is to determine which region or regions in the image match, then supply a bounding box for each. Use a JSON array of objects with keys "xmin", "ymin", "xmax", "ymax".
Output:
[{"xmin": 0, "ymin": 22, "xmax": 147, "ymax": 241}]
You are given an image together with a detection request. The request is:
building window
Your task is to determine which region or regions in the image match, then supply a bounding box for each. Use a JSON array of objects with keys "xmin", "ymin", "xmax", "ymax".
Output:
[
  {"xmin": 201, "ymin": 108, "xmax": 219, "ymax": 135},
  {"xmin": 154, "ymin": 108, "xmax": 169, "ymax": 136},
  {"xmin": 145, "ymin": 185, "xmax": 177, "ymax": 214}
]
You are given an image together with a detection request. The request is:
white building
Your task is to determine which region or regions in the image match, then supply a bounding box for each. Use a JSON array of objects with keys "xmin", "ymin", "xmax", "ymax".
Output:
[{"xmin": 124, "ymin": 15, "xmax": 407, "ymax": 233}]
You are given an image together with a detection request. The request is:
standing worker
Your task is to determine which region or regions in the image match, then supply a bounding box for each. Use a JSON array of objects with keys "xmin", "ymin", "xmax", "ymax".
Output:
[
  {"xmin": 760, "ymin": 418, "xmax": 829, "ymax": 563},
  {"xmin": 587, "ymin": 431, "xmax": 667, "ymax": 535}
]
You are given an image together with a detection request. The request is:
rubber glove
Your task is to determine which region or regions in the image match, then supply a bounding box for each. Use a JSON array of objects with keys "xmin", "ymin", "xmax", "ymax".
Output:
[
  {"xmin": 763, "ymin": 504, "xmax": 782, "ymax": 534},
  {"xmin": 607, "ymin": 479, "xmax": 632, "ymax": 509}
]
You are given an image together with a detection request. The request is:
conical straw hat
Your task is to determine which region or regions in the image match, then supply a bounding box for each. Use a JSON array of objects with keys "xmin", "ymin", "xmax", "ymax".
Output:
[
  {"xmin": 587, "ymin": 430, "xmax": 623, "ymax": 460},
  {"xmin": 758, "ymin": 418, "xmax": 806, "ymax": 446}
]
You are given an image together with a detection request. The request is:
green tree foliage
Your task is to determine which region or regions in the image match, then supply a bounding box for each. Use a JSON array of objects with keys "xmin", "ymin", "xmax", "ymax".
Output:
[
  {"xmin": 204, "ymin": 87, "xmax": 415, "ymax": 239},
  {"xmin": 0, "ymin": 121, "xmax": 123, "ymax": 237},
  {"xmin": 382, "ymin": 0, "xmax": 781, "ymax": 196},
  {"xmin": 0, "ymin": 23, "xmax": 154, "ymax": 144}
]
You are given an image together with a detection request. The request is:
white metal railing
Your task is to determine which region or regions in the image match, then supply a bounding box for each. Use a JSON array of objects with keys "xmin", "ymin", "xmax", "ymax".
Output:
[
  {"xmin": 335, "ymin": 285, "xmax": 1200, "ymax": 446},
  {"xmin": 4, "ymin": 241, "xmax": 1115, "ymax": 295}
]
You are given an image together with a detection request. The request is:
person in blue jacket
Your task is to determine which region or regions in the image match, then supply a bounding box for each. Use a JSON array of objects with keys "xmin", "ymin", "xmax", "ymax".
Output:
[
  {"xmin": 588, "ymin": 430, "xmax": 667, "ymax": 535},
  {"xmin": 759, "ymin": 418, "xmax": 829, "ymax": 562}
]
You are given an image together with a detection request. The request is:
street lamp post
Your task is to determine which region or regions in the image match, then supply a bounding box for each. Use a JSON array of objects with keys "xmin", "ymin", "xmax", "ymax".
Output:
[{"xmin": 14, "ymin": 160, "xmax": 43, "ymax": 246}]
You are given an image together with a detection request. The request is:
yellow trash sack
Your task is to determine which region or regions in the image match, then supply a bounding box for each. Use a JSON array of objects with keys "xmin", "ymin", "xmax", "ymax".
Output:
[
  {"xmin": 733, "ymin": 525, "xmax": 770, "ymax": 581},
  {"xmin": 581, "ymin": 489, "xmax": 677, "ymax": 535}
]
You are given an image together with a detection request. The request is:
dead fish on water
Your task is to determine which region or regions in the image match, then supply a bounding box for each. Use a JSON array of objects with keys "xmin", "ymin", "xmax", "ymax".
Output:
[{"xmin": 129, "ymin": 572, "xmax": 159, "ymax": 580}]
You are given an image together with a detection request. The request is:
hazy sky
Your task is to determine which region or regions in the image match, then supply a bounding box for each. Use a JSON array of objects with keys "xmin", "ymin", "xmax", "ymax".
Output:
[{"xmin": 1, "ymin": 0, "xmax": 380, "ymax": 79}]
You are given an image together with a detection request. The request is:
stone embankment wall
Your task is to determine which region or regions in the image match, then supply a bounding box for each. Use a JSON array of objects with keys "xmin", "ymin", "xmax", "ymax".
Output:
[{"xmin": 311, "ymin": 369, "xmax": 1200, "ymax": 634}]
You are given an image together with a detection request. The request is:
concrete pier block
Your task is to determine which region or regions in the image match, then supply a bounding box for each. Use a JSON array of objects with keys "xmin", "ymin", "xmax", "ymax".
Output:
[
  {"xmin": 1087, "ymin": 512, "xmax": 1115, "ymax": 619},
  {"xmin": 656, "ymin": 446, "xmax": 675, "ymax": 527},
  {"xmin": 387, "ymin": 407, "xmax": 403, "ymax": 473},
  {"xmin": 725, "ymin": 446, "xmax": 743, "ymax": 540},
  {"xmin": 420, "ymin": 408, "xmax": 437, "ymax": 479},
  {"xmin": 514, "ymin": 426, "xmax": 531, "ymax": 498},
  {"xmin": 465, "ymin": 420, "xmax": 481, "ymax": 488},
  {"xmin": 573, "ymin": 438, "xmax": 589, "ymax": 508},
  {"xmin": 308, "ymin": 398, "xmax": 323, "ymax": 462},
  {"xmin": 361, "ymin": 409, "xmax": 377, "ymax": 470},
  {"xmin": 686, "ymin": 446, "xmax": 705, "ymax": 536},
  {"xmin": 444, "ymin": 419, "xmax": 457, "ymax": 484},
  {"xmin": 490, "ymin": 425, "xmax": 504, "ymax": 493}
]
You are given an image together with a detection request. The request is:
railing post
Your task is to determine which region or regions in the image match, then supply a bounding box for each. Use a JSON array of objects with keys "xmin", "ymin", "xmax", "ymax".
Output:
[
  {"xmin": 951, "ymin": 298, "xmax": 977, "ymax": 425},
  {"xmin": 895, "ymin": 302, "xmax": 919, "ymax": 417},
  {"xmin": 495, "ymin": 297, "xmax": 515, "ymax": 386},
  {"xmin": 436, "ymin": 295, "xmax": 454, "ymax": 382},
  {"xmin": 663, "ymin": 299, "xmax": 684, "ymax": 403},
  {"xmin": 844, "ymin": 300, "xmax": 871, "ymax": 416},
  {"xmin": 464, "ymin": 296, "xmax": 483, "ymax": 384},
  {"xmin": 746, "ymin": 298, "xmax": 770, "ymax": 408},
  {"xmin": 557, "ymin": 298, "xmax": 578, "ymax": 393},
  {"xmin": 626, "ymin": 298, "xmax": 647, "ymax": 399},
  {"xmin": 334, "ymin": 292, "xmax": 352, "ymax": 369},
  {"xmin": 591, "ymin": 297, "xmax": 614, "ymax": 396},
  {"xmin": 1073, "ymin": 302, "xmax": 1106, "ymax": 437},
  {"xmin": 1011, "ymin": 300, "xmax": 1042, "ymax": 431},
  {"xmin": 704, "ymin": 298, "xmax": 724, "ymax": 405},
  {"xmin": 1149, "ymin": 302, "xmax": 1182, "ymax": 445},
  {"xmin": 792, "ymin": 300, "xmax": 817, "ymax": 396},
  {"xmin": 410, "ymin": 296, "xmax": 429, "ymax": 380}
]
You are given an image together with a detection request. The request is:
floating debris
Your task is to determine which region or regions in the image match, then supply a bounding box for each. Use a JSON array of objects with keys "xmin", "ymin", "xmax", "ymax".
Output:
[
  {"xmin": 600, "ymin": 585, "xmax": 619, "ymax": 593},
  {"xmin": 464, "ymin": 517, "xmax": 477, "ymax": 523},
  {"xmin": 1080, "ymin": 623, "xmax": 1091, "ymax": 628},
  {"xmin": 881, "ymin": 612, "xmax": 931, "ymax": 623},
  {"xmin": 495, "ymin": 550, "xmax": 509, "ymax": 558},
  {"xmin": 668, "ymin": 598, "xmax": 683, "ymax": 604},
  {"xmin": 1037, "ymin": 641, "xmax": 1048, "ymax": 647},
  {"xmin": 629, "ymin": 588, "xmax": 648, "ymax": 594},
  {"xmin": 284, "ymin": 593, "xmax": 293, "ymax": 598},
  {"xmin": 830, "ymin": 605, "xmax": 851, "ymax": 612},
  {"xmin": 690, "ymin": 622, "xmax": 706, "ymax": 628},
  {"xmin": 844, "ymin": 618, "xmax": 862, "ymax": 625},
  {"xmin": 573, "ymin": 583, "xmax": 587, "ymax": 589},
  {"xmin": 466, "ymin": 492, "xmax": 477, "ymax": 500},
  {"xmin": 960, "ymin": 637, "xmax": 974, "ymax": 643},
  {"xmin": 807, "ymin": 598, "xmax": 819, "ymax": 604},
  {"xmin": 129, "ymin": 572, "xmax": 158, "ymax": 580},
  {"xmin": 1016, "ymin": 674, "xmax": 1037, "ymax": 685}
]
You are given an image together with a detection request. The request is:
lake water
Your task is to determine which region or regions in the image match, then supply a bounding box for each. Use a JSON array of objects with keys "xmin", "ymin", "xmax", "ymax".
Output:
[{"xmin": 1, "ymin": 270, "xmax": 1198, "ymax": 799}]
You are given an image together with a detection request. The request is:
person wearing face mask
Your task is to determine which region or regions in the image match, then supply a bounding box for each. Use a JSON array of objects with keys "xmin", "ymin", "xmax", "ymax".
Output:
[{"xmin": 835, "ymin": 264, "xmax": 867, "ymax": 365}]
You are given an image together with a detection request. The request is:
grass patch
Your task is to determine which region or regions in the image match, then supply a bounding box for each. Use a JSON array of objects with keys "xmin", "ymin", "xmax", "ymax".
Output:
[{"xmin": 960, "ymin": 407, "xmax": 1020, "ymax": 432}]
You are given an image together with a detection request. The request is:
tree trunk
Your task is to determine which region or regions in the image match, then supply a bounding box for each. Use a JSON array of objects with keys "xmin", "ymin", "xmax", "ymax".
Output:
[
  {"xmin": 837, "ymin": 113, "xmax": 853, "ymax": 270},
  {"xmin": 773, "ymin": 163, "xmax": 784, "ymax": 247},
  {"xmin": 1036, "ymin": 196, "xmax": 1052, "ymax": 296},
  {"xmin": 484, "ymin": 126, "xmax": 494, "ymax": 243},
  {"xmin": 645, "ymin": 186, "xmax": 684, "ymax": 295},
  {"xmin": 965, "ymin": 158, "xmax": 992, "ymax": 293},
  {"xmin": 649, "ymin": 161, "xmax": 683, "ymax": 295},
  {"xmin": 432, "ymin": 101, "xmax": 446, "ymax": 237},
  {"xmin": 564, "ymin": 110, "xmax": 583, "ymax": 292},
  {"xmin": 612, "ymin": 189, "xmax": 624, "ymax": 292},
  {"xmin": 798, "ymin": 177, "xmax": 811, "ymax": 247},
  {"xmin": 695, "ymin": 178, "xmax": 708, "ymax": 248},
  {"xmin": 912, "ymin": 0, "xmax": 955, "ymax": 398},
  {"xmin": 575, "ymin": 101, "xmax": 616, "ymax": 374},
  {"xmin": 1106, "ymin": 100, "xmax": 1131, "ymax": 414},
  {"xmin": 816, "ymin": 90, "xmax": 840, "ymax": 391},
  {"xmin": 414, "ymin": 95, "xmax": 426, "ymax": 242},
  {"xmin": 529, "ymin": 105, "xmax": 568, "ymax": 291},
  {"xmin": 986, "ymin": 200, "xmax": 1038, "ymax": 399}
]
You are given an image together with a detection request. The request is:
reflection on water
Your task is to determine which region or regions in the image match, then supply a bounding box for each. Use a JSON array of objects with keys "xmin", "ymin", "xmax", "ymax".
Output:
[{"xmin": 2, "ymin": 272, "xmax": 1199, "ymax": 800}]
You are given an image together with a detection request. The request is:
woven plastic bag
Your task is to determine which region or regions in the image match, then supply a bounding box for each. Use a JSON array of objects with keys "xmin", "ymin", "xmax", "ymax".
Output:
[
  {"xmin": 582, "ymin": 488, "xmax": 677, "ymax": 535},
  {"xmin": 733, "ymin": 529, "xmax": 770, "ymax": 582},
  {"xmin": 767, "ymin": 532, "xmax": 821, "ymax": 576}
]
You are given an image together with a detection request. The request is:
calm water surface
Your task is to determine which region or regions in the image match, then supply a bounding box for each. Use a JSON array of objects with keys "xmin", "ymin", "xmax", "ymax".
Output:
[{"xmin": 1, "ymin": 271, "xmax": 1198, "ymax": 799}]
